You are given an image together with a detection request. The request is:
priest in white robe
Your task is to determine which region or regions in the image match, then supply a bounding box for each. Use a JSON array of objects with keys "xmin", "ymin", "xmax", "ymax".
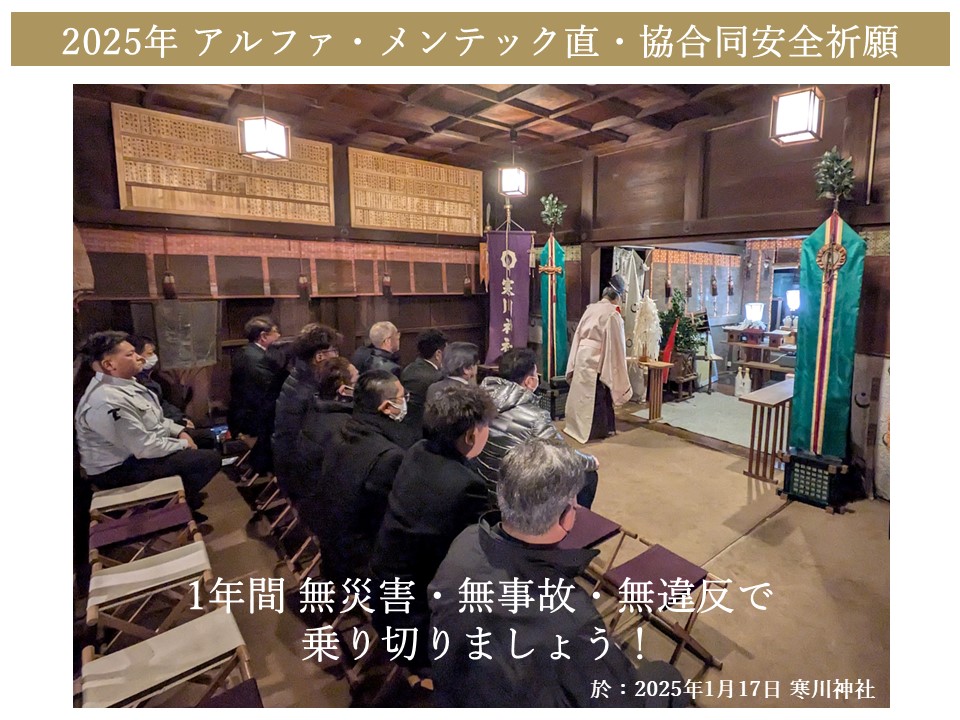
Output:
[{"xmin": 563, "ymin": 275, "xmax": 633, "ymax": 444}]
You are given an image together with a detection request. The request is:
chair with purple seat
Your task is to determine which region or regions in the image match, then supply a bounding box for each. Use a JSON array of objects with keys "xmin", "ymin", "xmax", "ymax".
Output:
[
  {"xmin": 89, "ymin": 476, "xmax": 199, "ymax": 567},
  {"xmin": 557, "ymin": 506, "xmax": 630, "ymax": 591},
  {"xmin": 599, "ymin": 538, "xmax": 729, "ymax": 673}
]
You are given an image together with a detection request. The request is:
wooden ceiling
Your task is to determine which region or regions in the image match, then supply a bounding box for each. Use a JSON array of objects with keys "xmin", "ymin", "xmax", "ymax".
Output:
[{"xmin": 75, "ymin": 83, "xmax": 810, "ymax": 173}]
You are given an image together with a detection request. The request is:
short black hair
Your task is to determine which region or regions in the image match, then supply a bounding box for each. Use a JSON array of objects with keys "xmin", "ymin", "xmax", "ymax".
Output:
[
  {"xmin": 416, "ymin": 329, "xmax": 447, "ymax": 359},
  {"xmin": 131, "ymin": 335, "xmax": 155, "ymax": 354},
  {"xmin": 354, "ymin": 369, "xmax": 400, "ymax": 413},
  {"xmin": 244, "ymin": 315, "xmax": 278, "ymax": 343},
  {"xmin": 498, "ymin": 348, "xmax": 538, "ymax": 385},
  {"xmin": 441, "ymin": 341, "xmax": 480, "ymax": 378},
  {"xmin": 294, "ymin": 323, "xmax": 341, "ymax": 362},
  {"xmin": 81, "ymin": 331, "xmax": 133, "ymax": 364},
  {"xmin": 424, "ymin": 384, "xmax": 496, "ymax": 449}
]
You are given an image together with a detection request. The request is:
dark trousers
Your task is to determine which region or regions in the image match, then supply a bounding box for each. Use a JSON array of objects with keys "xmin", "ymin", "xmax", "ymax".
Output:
[
  {"xmin": 86, "ymin": 449, "xmax": 220, "ymax": 509},
  {"xmin": 588, "ymin": 379, "xmax": 616, "ymax": 440},
  {"xmin": 577, "ymin": 469, "xmax": 599, "ymax": 509}
]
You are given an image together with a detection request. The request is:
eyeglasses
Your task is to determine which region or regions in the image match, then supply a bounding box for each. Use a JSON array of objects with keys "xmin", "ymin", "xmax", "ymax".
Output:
[
  {"xmin": 393, "ymin": 392, "xmax": 410, "ymax": 402},
  {"xmin": 320, "ymin": 348, "xmax": 340, "ymax": 358}
]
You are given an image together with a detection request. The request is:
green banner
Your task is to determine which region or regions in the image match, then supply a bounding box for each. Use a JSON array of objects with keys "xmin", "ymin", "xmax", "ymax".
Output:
[{"xmin": 789, "ymin": 211, "xmax": 865, "ymax": 459}]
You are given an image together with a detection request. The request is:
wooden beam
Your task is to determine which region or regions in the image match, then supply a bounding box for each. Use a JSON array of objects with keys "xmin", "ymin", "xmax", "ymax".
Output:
[{"xmin": 587, "ymin": 204, "xmax": 889, "ymax": 244}]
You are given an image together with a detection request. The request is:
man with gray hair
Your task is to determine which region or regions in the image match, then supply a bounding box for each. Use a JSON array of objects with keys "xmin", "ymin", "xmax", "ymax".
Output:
[
  {"xmin": 426, "ymin": 340, "xmax": 479, "ymax": 402},
  {"xmin": 428, "ymin": 438, "xmax": 689, "ymax": 708},
  {"xmin": 350, "ymin": 320, "xmax": 402, "ymax": 378}
]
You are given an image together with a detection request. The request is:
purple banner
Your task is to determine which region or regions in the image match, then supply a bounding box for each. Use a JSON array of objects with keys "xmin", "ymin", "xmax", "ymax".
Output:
[{"xmin": 485, "ymin": 230, "xmax": 534, "ymax": 364}]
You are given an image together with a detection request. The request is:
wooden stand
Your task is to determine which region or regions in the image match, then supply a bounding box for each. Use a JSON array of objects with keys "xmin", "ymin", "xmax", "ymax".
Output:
[
  {"xmin": 634, "ymin": 359, "xmax": 673, "ymax": 422},
  {"xmin": 739, "ymin": 378, "xmax": 794, "ymax": 484}
]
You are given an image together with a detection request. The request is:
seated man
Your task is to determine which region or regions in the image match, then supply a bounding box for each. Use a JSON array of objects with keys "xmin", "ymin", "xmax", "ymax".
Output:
[
  {"xmin": 400, "ymin": 329, "xmax": 447, "ymax": 442},
  {"xmin": 477, "ymin": 348, "xmax": 599, "ymax": 508},
  {"xmin": 132, "ymin": 335, "xmax": 217, "ymax": 449},
  {"xmin": 351, "ymin": 320, "xmax": 402, "ymax": 378},
  {"xmin": 306, "ymin": 370, "xmax": 408, "ymax": 589},
  {"xmin": 75, "ymin": 331, "xmax": 220, "ymax": 522},
  {"xmin": 370, "ymin": 383, "xmax": 494, "ymax": 677},
  {"xmin": 272, "ymin": 323, "xmax": 340, "ymax": 500},
  {"xmin": 426, "ymin": 341, "xmax": 479, "ymax": 402},
  {"xmin": 429, "ymin": 438, "xmax": 690, "ymax": 708},
  {"xmin": 228, "ymin": 315, "xmax": 284, "ymax": 472},
  {"xmin": 295, "ymin": 357, "xmax": 357, "ymax": 534}
]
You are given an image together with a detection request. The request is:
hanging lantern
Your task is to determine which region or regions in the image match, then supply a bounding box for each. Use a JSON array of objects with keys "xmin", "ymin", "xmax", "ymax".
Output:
[
  {"xmin": 685, "ymin": 277, "xmax": 693, "ymax": 298},
  {"xmin": 727, "ymin": 274, "xmax": 735, "ymax": 296},
  {"xmin": 770, "ymin": 86, "xmax": 825, "ymax": 146},
  {"xmin": 710, "ymin": 274, "xmax": 718, "ymax": 296},
  {"xmin": 665, "ymin": 276, "xmax": 672, "ymax": 302}
]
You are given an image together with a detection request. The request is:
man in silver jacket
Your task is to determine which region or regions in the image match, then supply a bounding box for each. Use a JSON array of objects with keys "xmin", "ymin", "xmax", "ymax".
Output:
[
  {"xmin": 75, "ymin": 331, "xmax": 220, "ymax": 521},
  {"xmin": 477, "ymin": 347, "xmax": 599, "ymax": 508}
]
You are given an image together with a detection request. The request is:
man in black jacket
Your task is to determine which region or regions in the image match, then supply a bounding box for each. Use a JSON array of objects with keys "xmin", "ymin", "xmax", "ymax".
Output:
[
  {"xmin": 308, "ymin": 369, "xmax": 409, "ymax": 589},
  {"xmin": 477, "ymin": 347, "xmax": 599, "ymax": 508},
  {"xmin": 272, "ymin": 323, "xmax": 341, "ymax": 500},
  {"xmin": 228, "ymin": 315, "xmax": 284, "ymax": 472},
  {"xmin": 426, "ymin": 341, "xmax": 479, "ymax": 403},
  {"xmin": 295, "ymin": 357, "xmax": 357, "ymax": 536},
  {"xmin": 370, "ymin": 383, "xmax": 495, "ymax": 677},
  {"xmin": 428, "ymin": 439, "xmax": 690, "ymax": 708},
  {"xmin": 400, "ymin": 329, "xmax": 447, "ymax": 441},
  {"xmin": 351, "ymin": 320, "xmax": 402, "ymax": 378}
]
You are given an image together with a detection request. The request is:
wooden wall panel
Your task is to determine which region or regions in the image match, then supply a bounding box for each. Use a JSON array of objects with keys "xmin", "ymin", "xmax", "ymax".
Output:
[
  {"xmin": 267, "ymin": 257, "xmax": 302, "ymax": 296},
  {"xmin": 595, "ymin": 137, "xmax": 686, "ymax": 228},
  {"xmin": 315, "ymin": 259, "xmax": 355, "ymax": 295},
  {"xmin": 508, "ymin": 161, "xmax": 583, "ymax": 236},
  {"xmin": 155, "ymin": 254, "xmax": 210, "ymax": 296},
  {"xmin": 703, "ymin": 99, "xmax": 846, "ymax": 218},
  {"xmin": 215, "ymin": 256, "xmax": 264, "ymax": 296},
  {"xmin": 856, "ymin": 255, "xmax": 890, "ymax": 357},
  {"xmin": 414, "ymin": 262, "xmax": 444, "ymax": 293},
  {"xmin": 88, "ymin": 252, "xmax": 149, "ymax": 297}
]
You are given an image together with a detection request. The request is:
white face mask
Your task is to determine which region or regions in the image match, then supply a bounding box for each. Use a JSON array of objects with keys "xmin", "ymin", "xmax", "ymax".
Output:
[
  {"xmin": 142, "ymin": 354, "xmax": 158, "ymax": 371},
  {"xmin": 387, "ymin": 398, "xmax": 408, "ymax": 422}
]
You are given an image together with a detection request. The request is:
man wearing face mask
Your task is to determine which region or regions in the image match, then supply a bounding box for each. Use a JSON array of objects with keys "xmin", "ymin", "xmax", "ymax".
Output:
[
  {"xmin": 132, "ymin": 336, "xmax": 217, "ymax": 449},
  {"xmin": 75, "ymin": 332, "xmax": 220, "ymax": 523},
  {"xmin": 428, "ymin": 438, "xmax": 690, "ymax": 708},
  {"xmin": 309, "ymin": 370, "xmax": 409, "ymax": 589},
  {"xmin": 477, "ymin": 348, "xmax": 599, "ymax": 508},
  {"xmin": 369, "ymin": 383, "xmax": 496, "ymax": 684}
]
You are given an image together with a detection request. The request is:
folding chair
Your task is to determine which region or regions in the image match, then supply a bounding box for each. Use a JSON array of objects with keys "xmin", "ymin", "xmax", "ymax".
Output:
[
  {"xmin": 89, "ymin": 500, "xmax": 199, "ymax": 568},
  {"xmin": 89, "ymin": 475, "xmax": 185, "ymax": 520},
  {"xmin": 81, "ymin": 606, "xmax": 253, "ymax": 708},
  {"xmin": 598, "ymin": 538, "xmax": 729, "ymax": 672},
  {"xmin": 557, "ymin": 506, "xmax": 631, "ymax": 592},
  {"xmin": 86, "ymin": 537, "xmax": 213, "ymax": 653},
  {"xmin": 197, "ymin": 678, "xmax": 264, "ymax": 708}
]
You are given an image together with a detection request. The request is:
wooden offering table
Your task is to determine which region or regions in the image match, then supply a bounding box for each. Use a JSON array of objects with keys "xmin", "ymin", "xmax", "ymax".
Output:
[
  {"xmin": 632, "ymin": 359, "xmax": 673, "ymax": 422},
  {"xmin": 739, "ymin": 378, "xmax": 794, "ymax": 484}
]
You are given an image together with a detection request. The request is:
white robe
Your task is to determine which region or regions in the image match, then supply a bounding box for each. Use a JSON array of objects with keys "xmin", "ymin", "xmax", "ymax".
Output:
[{"xmin": 563, "ymin": 299, "xmax": 633, "ymax": 444}]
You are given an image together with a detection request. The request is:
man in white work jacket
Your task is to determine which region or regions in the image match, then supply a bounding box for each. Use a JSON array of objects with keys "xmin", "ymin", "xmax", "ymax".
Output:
[{"xmin": 75, "ymin": 331, "xmax": 220, "ymax": 522}]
